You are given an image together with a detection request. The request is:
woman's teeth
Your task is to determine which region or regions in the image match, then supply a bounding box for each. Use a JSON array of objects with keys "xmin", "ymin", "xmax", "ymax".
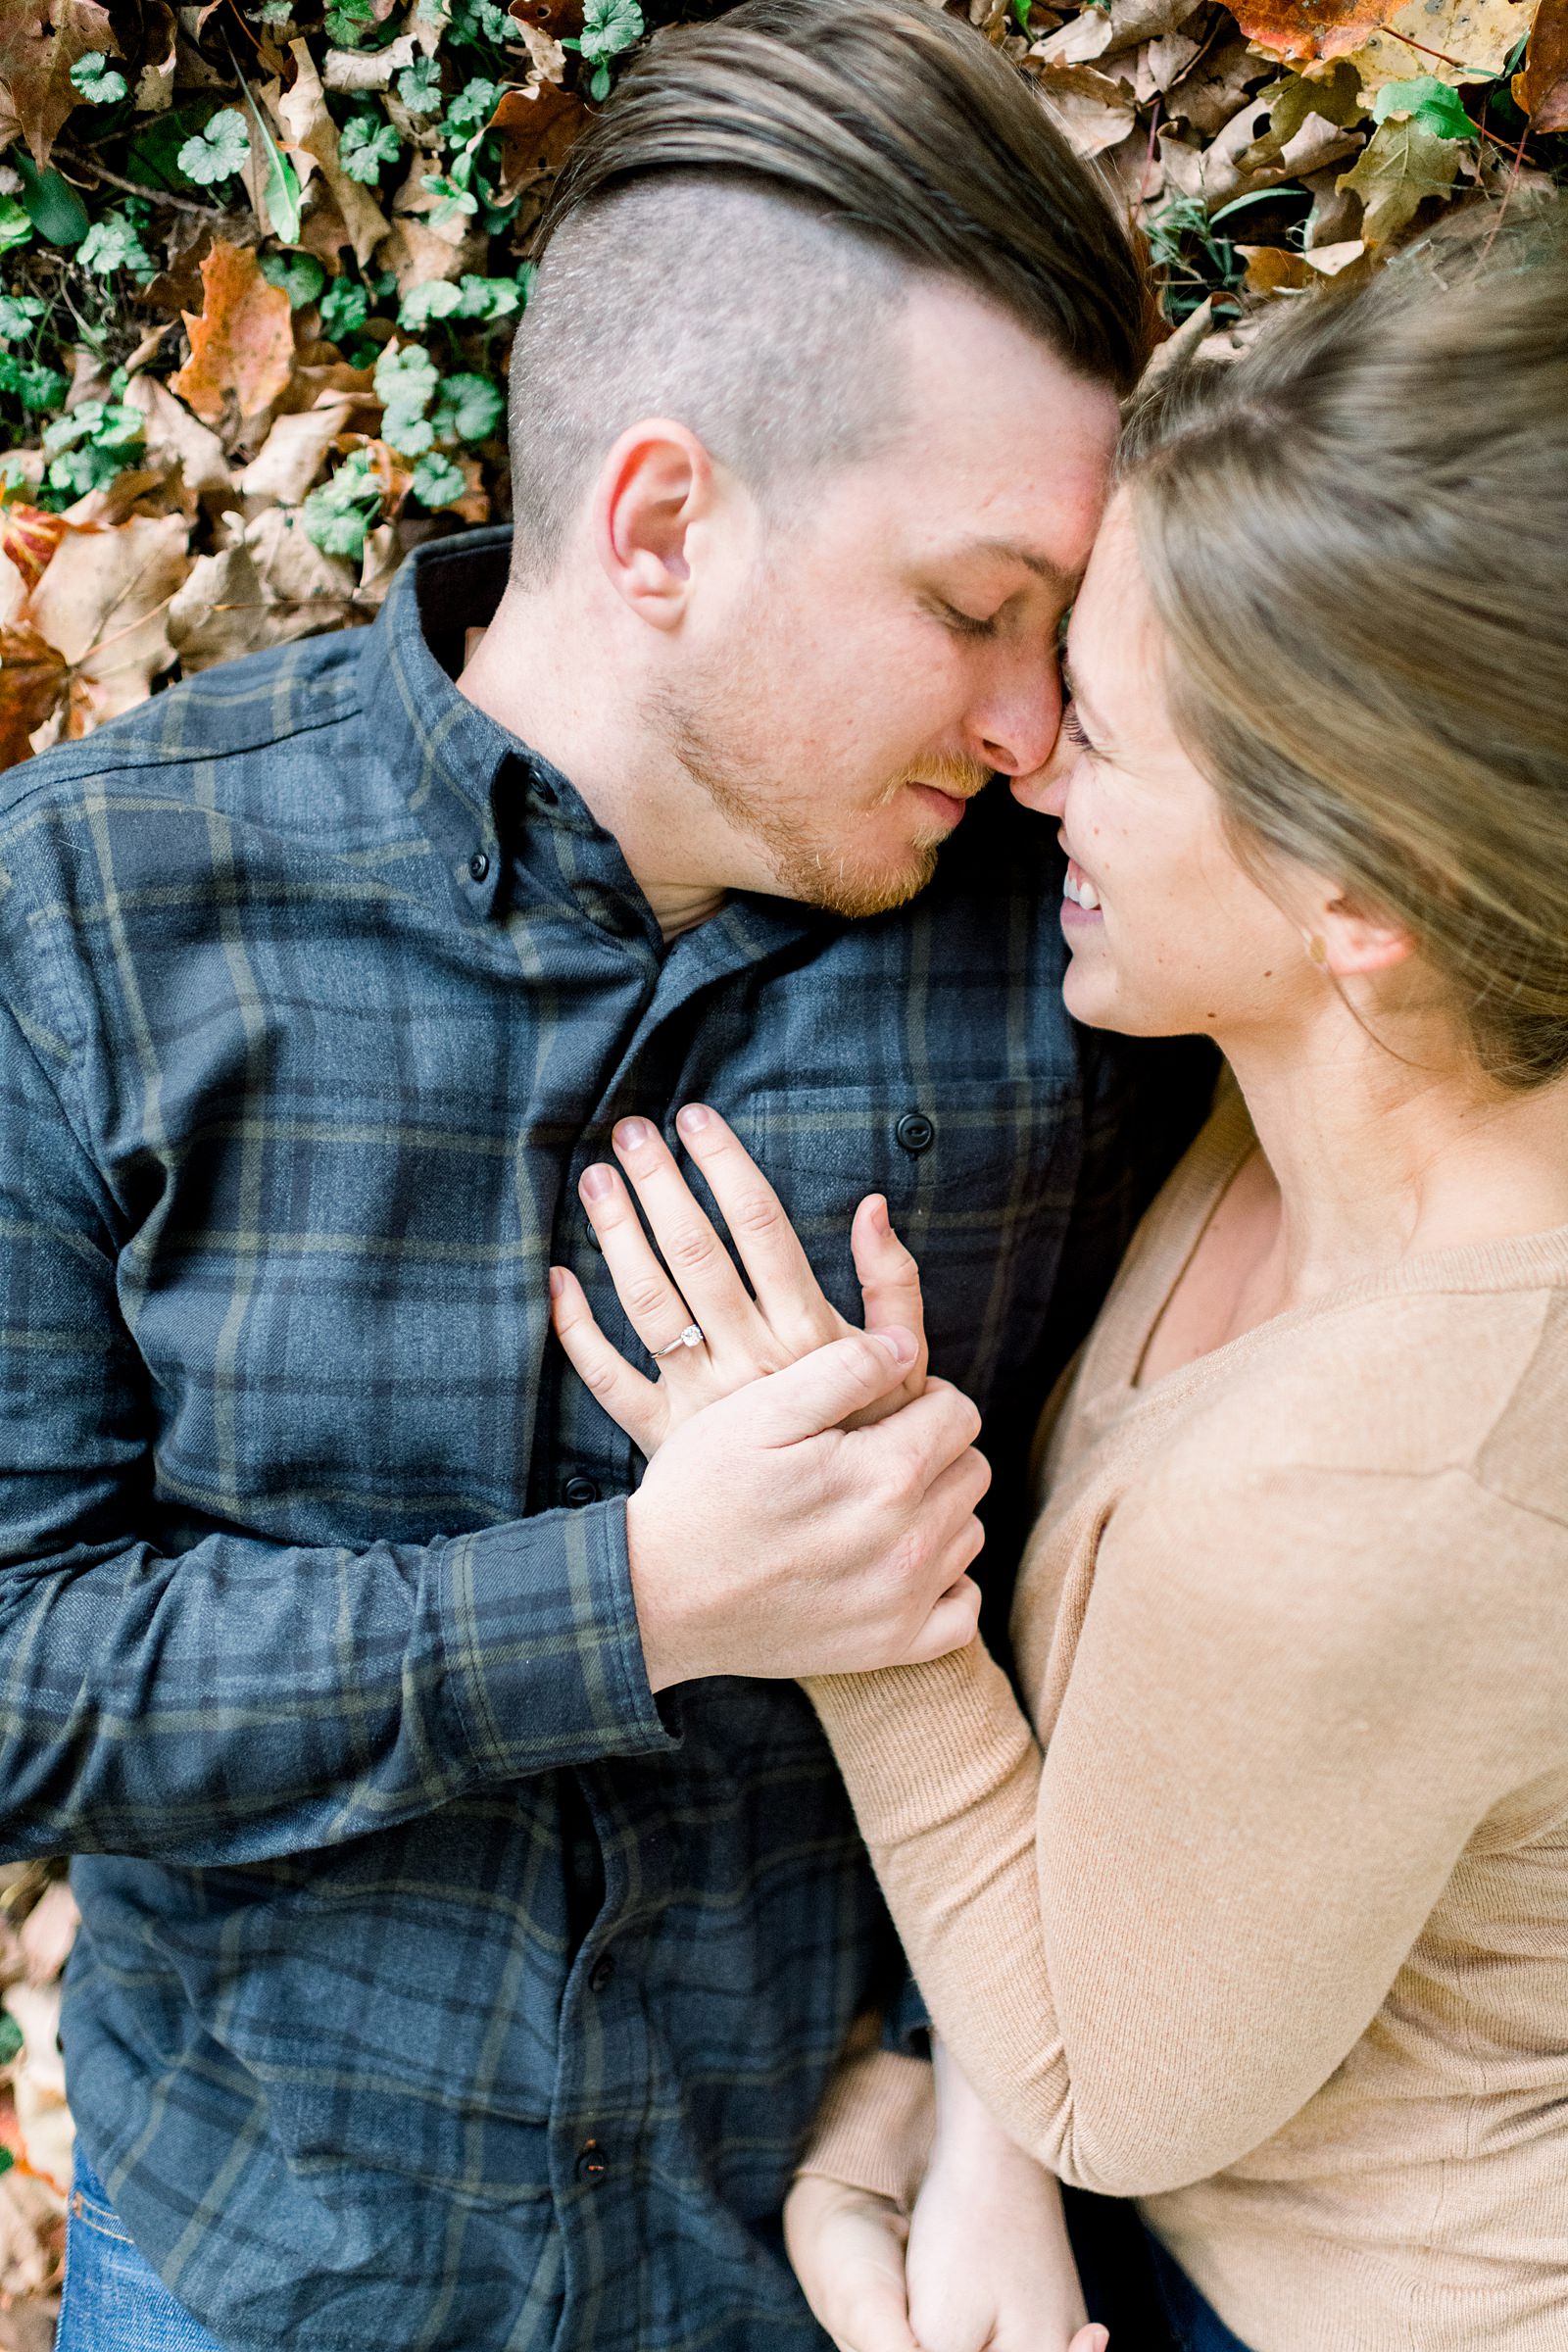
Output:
[{"xmin": 1063, "ymin": 870, "xmax": 1101, "ymax": 911}]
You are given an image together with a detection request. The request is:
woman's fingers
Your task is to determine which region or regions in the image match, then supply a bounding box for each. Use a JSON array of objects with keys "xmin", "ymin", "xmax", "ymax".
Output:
[
  {"xmin": 851, "ymin": 1196, "xmax": 928, "ymax": 1372},
  {"xmin": 608, "ymin": 1117, "xmax": 767, "ymax": 1340},
  {"xmin": 578, "ymin": 1157, "xmax": 711, "ymax": 1361},
  {"xmin": 673, "ymin": 1104, "xmax": 840, "ymax": 1346},
  {"xmin": 548, "ymin": 1267, "xmax": 664, "ymax": 1452}
]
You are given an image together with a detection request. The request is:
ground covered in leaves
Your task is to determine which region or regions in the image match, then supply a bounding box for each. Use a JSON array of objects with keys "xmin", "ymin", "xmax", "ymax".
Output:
[{"xmin": 0, "ymin": 0, "xmax": 1566, "ymax": 2332}]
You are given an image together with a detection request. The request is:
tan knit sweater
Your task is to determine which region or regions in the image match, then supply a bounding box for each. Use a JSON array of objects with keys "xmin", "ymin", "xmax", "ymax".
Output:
[{"xmin": 800, "ymin": 1083, "xmax": 1568, "ymax": 2351}]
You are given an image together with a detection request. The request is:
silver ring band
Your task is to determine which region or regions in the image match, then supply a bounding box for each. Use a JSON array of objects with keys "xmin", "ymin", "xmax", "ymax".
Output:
[{"xmin": 650, "ymin": 1322, "xmax": 704, "ymax": 1361}]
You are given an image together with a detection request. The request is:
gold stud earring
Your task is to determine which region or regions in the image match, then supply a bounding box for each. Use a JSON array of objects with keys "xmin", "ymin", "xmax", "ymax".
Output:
[{"xmin": 1301, "ymin": 931, "xmax": 1328, "ymax": 967}]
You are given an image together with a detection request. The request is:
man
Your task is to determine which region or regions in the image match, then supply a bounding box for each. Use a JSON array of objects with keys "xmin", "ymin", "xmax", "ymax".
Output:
[{"xmin": 0, "ymin": 6, "xmax": 1200, "ymax": 2345}]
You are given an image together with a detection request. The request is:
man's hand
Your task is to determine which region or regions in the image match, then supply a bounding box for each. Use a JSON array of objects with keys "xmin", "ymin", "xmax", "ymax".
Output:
[
  {"xmin": 906, "ymin": 2041, "xmax": 1106, "ymax": 2352},
  {"xmin": 784, "ymin": 2175, "xmax": 922, "ymax": 2352},
  {"xmin": 625, "ymin": 1333, "xmax": 987, "ymax": 1690}
]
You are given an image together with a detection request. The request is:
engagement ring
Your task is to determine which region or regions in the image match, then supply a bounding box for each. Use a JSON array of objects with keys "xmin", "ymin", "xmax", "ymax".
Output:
[{"xmin": 650, "ymin": 1323, "xmax": 705, "ymax": 1361}]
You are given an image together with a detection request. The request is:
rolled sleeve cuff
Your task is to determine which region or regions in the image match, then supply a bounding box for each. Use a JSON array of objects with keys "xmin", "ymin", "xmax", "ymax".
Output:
[
  {"xmin": 440, "ymin": 1495, "xmax": 677, "ymax": 1778},
  {"xmin": 796, "ymin": 2041, "xmax": 937, "ymax": 2216}
]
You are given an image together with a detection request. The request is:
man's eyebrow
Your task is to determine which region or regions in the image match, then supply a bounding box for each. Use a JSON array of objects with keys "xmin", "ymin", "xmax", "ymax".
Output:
[{"xmin": 965, "ymin": 536, "xmax": 1078, "ymax": 595}]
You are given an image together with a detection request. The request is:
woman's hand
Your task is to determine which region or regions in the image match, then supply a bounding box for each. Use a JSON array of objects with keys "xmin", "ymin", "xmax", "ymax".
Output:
[
  {"xmin": 550, "ymin": 1103, "xmax": 929, "ymax": 1455},
  {"xmin": 904, "ymin": 2038, "xmax": 1106, "ymax": 2352},
  {"xmin": 784, "ymin": 2174, "xmax": 922, "ymax": 2352}
]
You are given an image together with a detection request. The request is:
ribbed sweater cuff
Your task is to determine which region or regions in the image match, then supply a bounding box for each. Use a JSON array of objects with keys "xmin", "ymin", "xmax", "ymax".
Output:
[
  {"xmin": 805, "ymin": 1639, "xmax": 1034, "ymax": 1844},
  {"xmin": 795, "ymin": 2047, "xmax": 937, "ymax": 2215}
]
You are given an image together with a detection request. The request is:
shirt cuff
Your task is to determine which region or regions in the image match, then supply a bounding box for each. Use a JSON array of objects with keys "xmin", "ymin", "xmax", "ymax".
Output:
[
  {"xmin": 440, "ymin": 1495, "xmax": 678, "ymax": 1778},
  {"xmin": 796, "ymin": 2038, "xmax": 937, "ymax": 2216}
]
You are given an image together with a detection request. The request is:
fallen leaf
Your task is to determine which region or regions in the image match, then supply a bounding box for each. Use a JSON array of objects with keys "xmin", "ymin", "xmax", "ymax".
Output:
[
  {"xmin": 0, "ymin": 554, "xmax": 26, "ymax": 627},
  {"xmin": 172, "ymin": 240, "xmax": 296, "ymax": 427},
  {"xmin": 132, "ymin": 0, "xmax": 175, "ymax": 111},
  {"xmin": 1163, "ymin": 32, "xmax": 1261, "ymax": 132},
  {"xmin": 0, "ymin": 2165, "xmax": 63, "ymax": 2299},
  {"xmin": 1512, "ymin": 0, "xmax": 1567, "ymax": 115},
  {"xmin": 323, "ymin": 32, "xmax": 417, "ymax": 89},
  {"xmin": 0, "ymin": 506, "xmax": 64, "ymax": 595},
  {"xmin": 375, "ymin": 216, "xmax": 487, "ymax": 295},
  {"xmin": 1338, "ymin": 106, "xmax": 1460, "ymax": 238},
  {"xmin": 1340, "ymin": 0, "xmax": 1536, "ymax": 95},
  {"xmin": 1134, "ymin": 27, "xmax": 1204, "ymax": 95},
  {"xmin": 28, "ymin": 512, "xmax": 189, "ymax": 731},
  {"xmin": 1032, "ymin": 0, "xmax": 1203, "ymax": 65},
  {"xmin": 489, "ymin": 77, "xmax": 587, "ymax": 195},
  {"xmin": 243, "ymin": 503, "xmax": 361, "ymax": 618},
  {"xmin": 238, "ymin": 393, "xmax": 359, "ymax": 507},
  {"xmin": 123, "ymin": 372, "xmax": 233, "ymax": 507},
  {"xmin": 1035, "ymin": 61, "xmax": 1139, "ymax": 150},
  {"xmin": 0, "ymin": 624, "xmax": 67, "ymax": 771},
  {"xmin": 277, "ymin": 36, "xmax": 390, "ymax": 269},
  {"xmin": 0, "ymin": 0, "xmax": 117, "ymax": 167},
  {"xmin": 1240, "ymin": 242, "xmax": 1317, "ymax": 289},
  {"xmin": 17, "ymin": 1886, "xmax": 74, "ymax": 1990}
]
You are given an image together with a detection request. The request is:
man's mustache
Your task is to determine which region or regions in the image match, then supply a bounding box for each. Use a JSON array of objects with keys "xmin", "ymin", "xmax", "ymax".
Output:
[{"xmin": 879, "ymin": 755, "xmax": 995, "ymax": 806}]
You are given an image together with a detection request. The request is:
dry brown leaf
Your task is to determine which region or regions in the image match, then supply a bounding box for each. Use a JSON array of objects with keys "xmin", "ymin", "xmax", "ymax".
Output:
[
  {"xmin": 172, "ymin": 240, "xmax": 296, "ymax": 428},
  {"xmin": 1134, "ymin": 27, "xmax": 1204, "ymax": 95},
  {"xmin": 0, "ymin": 0, "xmax": 117, "ymax": 166},
  {"xmin": 0, "ymin": 555, "xmax": 26, "ymax": 629},
  {"xmin": 489, "ymin": 77, "xmax": 588, "ymax": 196},
  {"xmin": 376, "ymin": 216, "xmax": 487, "ymax": 295},
  {"xmin": 1341, "ymin": 0, "xmax": 1536, "ymax": 94},
  {"xmin": 1035, "ymin": 61, "xmax": 1139, "ymax": 150},
  {"xmin": 132, "ymin": 0, "xmax": 176, "ymax": 110},
  {"xmin": 0, "ymin": 507, "xmax": 64, "ymax": 596},
  {"xmin": 244, "ymin": 505, "xmax": 360, "ymax": 617},
  {"xmin": 277, "ymin": 36, "xmax": 390, "ymax": 268},
  {"xmin": 1338, "ymin": 106, "xmax": 1460, "ymax": 238},
  {"xmin": 28, "ymin": 512, "xmax": 190, "ymax": 732},
  {"xmin": 1226, "ymin": 0, "xmax": 1401, "ymax": 61},
  {"xmin": 1513, "ymin": 0, "xmax": 1568, "ymax": 122},
  {"xmin": 1164, "ymin": 32, "xmax": 1261, "ymax": 132},
  {"xmin": 169, "ymin": 519, "xmax": 362, "ymax": 668},
  {"xmin": 238, "ymin": 394, "xmax": 359, "ymax": 508},
  {"xmin": 1031, "ymin": 0, "xmax": 1203, "ymax": 65},
  {"xmin": 323, "ymin": 30, "xmax": 416, "ymax": 87},
  {"xmin": 0, "ymin": 2167, "xmax": 63, "ymax": 2301},
  {"xmin": 0, "ymin": 625, "xmax": 68, "ymax": 772},
  {"xmin": 123, "ymin": 371, "xmax": 234, "ymax": 510}
]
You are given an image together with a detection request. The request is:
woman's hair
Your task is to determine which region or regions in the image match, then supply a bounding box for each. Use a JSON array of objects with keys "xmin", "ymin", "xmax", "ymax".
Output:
[{"xmin": 1118, "ymin": 209, "xmax": 1568, "ymax": 1090}]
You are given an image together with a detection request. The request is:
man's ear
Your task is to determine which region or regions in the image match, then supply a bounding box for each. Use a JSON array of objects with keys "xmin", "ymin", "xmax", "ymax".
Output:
[{"xmin": 592, "ymin": 418, "xmax": 712, "ymax": 630}]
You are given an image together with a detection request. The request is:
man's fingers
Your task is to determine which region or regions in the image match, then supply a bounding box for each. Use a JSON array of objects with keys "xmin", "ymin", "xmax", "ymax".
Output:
[
  {"xmin": 851, "ymin": 1197, "xmax": 928, "ymax": 1369},
  {"xmin": 549, "ymin": 1267, "xmax": 663, "ymax": 1451},
  {"xmin": 1071, "ymin": 2328, "xmax": 1109, "ymax": 2352},
  {"xmin": 850, "ymin": 1378, "xmax": 986, "ymax": 1495},
  {"xmin": 673, "ymin": 1103, "xmax": 834, "ymax": 1339},
  {"xmin": 743, "ymin": 1329, "xmax": 919, "ymax": 1447},
  {"xmin": 900, "ymin": 1573, "xmax": 981, "ymax": 1664}
]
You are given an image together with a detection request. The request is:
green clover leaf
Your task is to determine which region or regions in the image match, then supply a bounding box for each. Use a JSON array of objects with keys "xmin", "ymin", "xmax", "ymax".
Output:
[
  {"xmin": 76, "ymin": 211, "xmax": 155, "ymax": 277},
  {"xmin": 302, "ymin": 450, "xmax": 385, "ymax": 560},
  {"xmin": 318, "ymin": 278, "xmax": 370, "ymax": 345},
  {"xmin": 0, "ymin": 294, "xmax": 46, "ymax": 341},
  {"xmin": 177, "ymin": 108, "xmax": 252, "ymax": 187},
  {"xmin": 412, "ymin": 451, "xmax": 467, "ymax": 510},
  {"xmin": 399, "ymin": 278, "xmax": 465, "ymax": 329},
  {"xmin": 397, "ymin": 56, "xmax": 443, "ymax": 116},
  {"xmin": 441, "ymin": 75, "xmax": 500, "ymax": 139},
  {"xmin": 433, "ymin": 371, "xmax": 504, "ymax": 444},
  {"xmin": 261, "ymin": 251, "xmax": 327, "ymax": 309},
  {"xmin": 70, "ymin": 50, "xmax": 128, "ymax": 104},
  {"xmin": 340, "ymin": 115, "xmax": 403, "ymax": 184}
]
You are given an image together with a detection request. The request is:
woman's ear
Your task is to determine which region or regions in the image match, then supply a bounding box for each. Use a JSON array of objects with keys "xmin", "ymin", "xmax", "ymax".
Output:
[
  {"xmin": 1314, "ymin": 887, "xmax": 1415, "ymax": 979},
  {"xmin": 592, "ymin": 418, "xmax": 713, "ymax": 630}
]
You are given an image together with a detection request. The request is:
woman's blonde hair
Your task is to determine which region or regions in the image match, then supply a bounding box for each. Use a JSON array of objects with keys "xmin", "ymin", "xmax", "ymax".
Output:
[{"xmin": 1118, "ymin": 210, "xmax": 1568, "ymax": 1089}]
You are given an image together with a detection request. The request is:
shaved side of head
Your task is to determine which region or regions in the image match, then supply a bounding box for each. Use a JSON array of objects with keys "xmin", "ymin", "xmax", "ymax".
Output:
[{"xmin": 507, "ymin": 177, "xmax": 910, "ymax": 586}]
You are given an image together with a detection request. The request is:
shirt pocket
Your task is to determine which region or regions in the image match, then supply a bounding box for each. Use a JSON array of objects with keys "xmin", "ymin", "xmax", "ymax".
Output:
[{"xmin": 726, "ymin": 1077, "xmax": 1076, "ymax": 1396}]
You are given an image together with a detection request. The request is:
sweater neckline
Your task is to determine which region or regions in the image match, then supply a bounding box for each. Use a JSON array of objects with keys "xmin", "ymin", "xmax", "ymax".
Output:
[{"xmin": 1084, "ymin": 1071, "xmax": 1568, "ymax": 1418}]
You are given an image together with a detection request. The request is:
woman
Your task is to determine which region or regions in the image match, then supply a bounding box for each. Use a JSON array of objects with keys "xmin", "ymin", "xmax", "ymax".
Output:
[{"xmin": 550, "ymin": 219, "xmax": 1568, "ymax": 2351}]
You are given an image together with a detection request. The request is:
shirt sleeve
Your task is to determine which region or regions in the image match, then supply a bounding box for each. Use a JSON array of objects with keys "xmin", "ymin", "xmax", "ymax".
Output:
[
  {"xmin": 794, "ymin": 2012, "xmax": 936, "ymax": 2214},
  {"xmin": 0, "ymin": 997, "xmax": 674, "ymax": 1868},
  {"xmin": 806, "ymin": 1454, "xmax": 1545, "ymax": 2198}
]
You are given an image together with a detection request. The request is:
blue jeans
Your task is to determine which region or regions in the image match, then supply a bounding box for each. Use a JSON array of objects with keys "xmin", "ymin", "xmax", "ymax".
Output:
[{"xmin": 56, "ymin": 2145, "xmax": 225, "ymax": 2352}]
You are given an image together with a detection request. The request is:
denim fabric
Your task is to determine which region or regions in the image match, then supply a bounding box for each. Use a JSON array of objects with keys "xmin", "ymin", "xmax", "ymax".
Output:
[
  {"xmin": 58, "ymin": 2147, "xmax": 224, "ymax": 2352},
  {"xmin": 0, "ymin": 527, "xmax": 1209, "ymax": 2351},
  {"xmin": 1062, "ymin": 2188, "xmax": 1255, "ymax": 2352},
  {"xmin": 1148, "ymin": 2233, "xmax": 1257, "ymax": 2352}
]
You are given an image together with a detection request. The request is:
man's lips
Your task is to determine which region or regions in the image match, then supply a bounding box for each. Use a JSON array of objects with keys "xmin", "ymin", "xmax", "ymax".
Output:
[{"xmin": 906, "ymin": 781, "xmax": 973, "ymax": 827}]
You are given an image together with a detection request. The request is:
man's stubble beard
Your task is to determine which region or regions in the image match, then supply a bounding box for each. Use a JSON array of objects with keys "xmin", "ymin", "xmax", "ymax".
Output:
[{"xmin": 651, "ymin": 685, "xmax": 988, "ymax": 921}]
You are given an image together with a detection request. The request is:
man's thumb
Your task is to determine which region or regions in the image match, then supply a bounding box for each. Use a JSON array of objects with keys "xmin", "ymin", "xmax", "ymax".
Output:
[{"xmin": 746, "ymin": 1329, "xmax": 917, "ymax": 1446}]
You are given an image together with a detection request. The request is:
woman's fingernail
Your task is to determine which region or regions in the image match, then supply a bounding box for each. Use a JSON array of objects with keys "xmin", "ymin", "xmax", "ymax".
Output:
[
  {"xmin": 549, "ymin": 1267, "xmax": 564, "ymax": 1298},
  {"xmin": 868, "ymin": 1325, "xmax": 917, "ymax": 1365},
  {"xmin": 613, "ymin": 1117, "xmax": 652, "ymax": 1152},
  {"xmin": 676, "ymin": 1103, "xmax": 710, "ymax": 1136},
  {"xmin": 580, "ymin": 1164, "xmax": 612, "ymax": 1201}
]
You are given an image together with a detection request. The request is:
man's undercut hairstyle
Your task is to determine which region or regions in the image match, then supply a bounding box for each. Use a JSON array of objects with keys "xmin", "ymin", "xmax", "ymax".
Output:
[{"xmin": 506, "ymin": 0, "xmax": 1151, "ymax": 584}]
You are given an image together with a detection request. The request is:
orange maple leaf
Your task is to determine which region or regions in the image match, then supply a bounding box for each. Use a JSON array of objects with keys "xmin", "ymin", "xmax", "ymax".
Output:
[
  {"xmin": 1223, "ymin": 0, "xmax": 1408, "ymax": 61},
  {"xmin": 0, "ymin": 505, "xmax": 66, "ymax": 596},
  {"xmin": 0, "ymin": 623, "xmax": 68, "ymax": 773},
  {"xmin": 171, "ymin": 241, "xmax": 296, "ymax": 429}
]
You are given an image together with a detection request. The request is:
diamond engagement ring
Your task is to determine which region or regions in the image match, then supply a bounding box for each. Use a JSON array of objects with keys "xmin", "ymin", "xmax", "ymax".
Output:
[{"xmin": 650, "ymin": 1323, "xmax": 705, "ymax": 1361}]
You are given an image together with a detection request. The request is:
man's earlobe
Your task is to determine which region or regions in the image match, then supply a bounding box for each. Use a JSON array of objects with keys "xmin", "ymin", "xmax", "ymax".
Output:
[{"xmin": 594, "ymin": 419, "xmax": 710, "ymax": 630}]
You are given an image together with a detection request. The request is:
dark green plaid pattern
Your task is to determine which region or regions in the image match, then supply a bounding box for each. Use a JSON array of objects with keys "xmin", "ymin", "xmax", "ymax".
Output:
[{"xmin": 0, "ymin": 530, "xmax": 1200, "ymax": 2352}]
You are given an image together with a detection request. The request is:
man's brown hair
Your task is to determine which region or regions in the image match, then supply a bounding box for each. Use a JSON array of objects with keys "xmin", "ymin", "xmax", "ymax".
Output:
[{"xmin": 507, "ymin": 0, "xmax": 1150, "ymax": 581}]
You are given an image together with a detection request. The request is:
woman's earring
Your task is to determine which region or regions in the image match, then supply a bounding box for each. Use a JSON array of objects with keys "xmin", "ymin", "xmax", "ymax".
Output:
[{"xmin": 1301, "ymin": 930, "xmax": 1329, "ymax": 967}]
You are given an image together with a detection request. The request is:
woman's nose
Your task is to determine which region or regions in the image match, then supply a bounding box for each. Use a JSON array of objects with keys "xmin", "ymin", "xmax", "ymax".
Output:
[{"xmin": 1008, "ymin": 724, "xmax": 1071, "ymax": 817}]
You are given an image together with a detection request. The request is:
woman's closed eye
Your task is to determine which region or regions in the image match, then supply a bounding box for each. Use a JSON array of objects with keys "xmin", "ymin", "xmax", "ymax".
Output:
[{"xmin": 1061, "ymin": 700, "xmax": 1095, "ymax": 753}]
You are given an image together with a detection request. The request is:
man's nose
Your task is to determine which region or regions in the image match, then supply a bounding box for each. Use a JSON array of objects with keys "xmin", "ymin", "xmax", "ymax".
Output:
[{"xmin": 972, "ymin": 651, "xmax": 1061, "ymax": 782}]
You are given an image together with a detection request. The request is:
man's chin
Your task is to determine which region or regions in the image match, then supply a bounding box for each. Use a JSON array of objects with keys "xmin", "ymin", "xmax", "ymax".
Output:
[{"xmin": 782, "ymin": 837, "xmax": 945, "ymax": 921}]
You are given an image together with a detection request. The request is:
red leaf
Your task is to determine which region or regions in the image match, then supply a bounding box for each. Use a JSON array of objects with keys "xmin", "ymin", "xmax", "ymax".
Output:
[
  {"xmin": 1513, "ymin": 0, "xmax": 1568, "ymax": 125},
  {"xmin": 0, "ymin": 622, "xmax": 68, "ymax": 773}
]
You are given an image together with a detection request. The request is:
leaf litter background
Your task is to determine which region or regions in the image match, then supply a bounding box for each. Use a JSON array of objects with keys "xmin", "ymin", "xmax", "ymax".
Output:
[{"xmin": 0, "ymin": 0, "xmax": 1566, "ymax": 2332}]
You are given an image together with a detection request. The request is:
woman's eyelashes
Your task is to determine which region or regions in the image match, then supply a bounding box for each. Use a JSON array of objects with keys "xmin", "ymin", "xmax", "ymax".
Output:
[{"xmin": 1061, "ymin": 700, "xmax": 1094, "ymax": 752}]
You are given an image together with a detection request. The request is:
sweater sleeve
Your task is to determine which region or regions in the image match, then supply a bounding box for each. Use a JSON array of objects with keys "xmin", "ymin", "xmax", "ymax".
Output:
[
  {"xmin": 794, "ymin": 2012, "xmax": 937, "ymax": 2213},
  {"xmin": 807, "ymin": 1455, "xmax": 1548, "ymax": 2198}
]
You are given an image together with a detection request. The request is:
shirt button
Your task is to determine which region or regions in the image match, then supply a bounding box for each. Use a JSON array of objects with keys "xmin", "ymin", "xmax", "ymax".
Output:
[
  {"xmin": 581, "ymin": 1217, "xmax": 603, "ymax": 1254},
  {"xmin": 576, "ymin": 2138, "xmax": 610, "ymax": 2184},
  {"xmin": 588, "ymin": 1952, "xmax": 615, "ymax": 1994},
  {"xmin": 468, "ymin": 850, "xmax": 490, "ymax": 883},
  {"xmin": 896, "ymin": 1111, "xmax": 935, "ymax": 1154},
  {"xmin": 563, "ymin": 1475, "xmax": 600, "ymax": 1508}
]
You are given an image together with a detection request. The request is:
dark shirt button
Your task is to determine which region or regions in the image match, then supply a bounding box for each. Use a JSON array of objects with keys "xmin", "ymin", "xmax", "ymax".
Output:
[
  {"xmin": 468, "ymin": 850, "xmax": 490, "ymax": 883},
  {"xmin": 588, "ymin": 1952, "xmax": 615, "ymax": 1994},
  {"xmin": 563, "ymin": 1475, "xmax": 600, "ymax": 1509},
  {"xmin": 576, "ymin": 2139, "xmax": 609, "ymax": 2184},
  {"xmin": 896, "ymin": 1111, "xmax": 935, "ymax": 1154},
  {"xmin": 582, "ymin": 1217, "xmax": 603, "ymax": 1254}
]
